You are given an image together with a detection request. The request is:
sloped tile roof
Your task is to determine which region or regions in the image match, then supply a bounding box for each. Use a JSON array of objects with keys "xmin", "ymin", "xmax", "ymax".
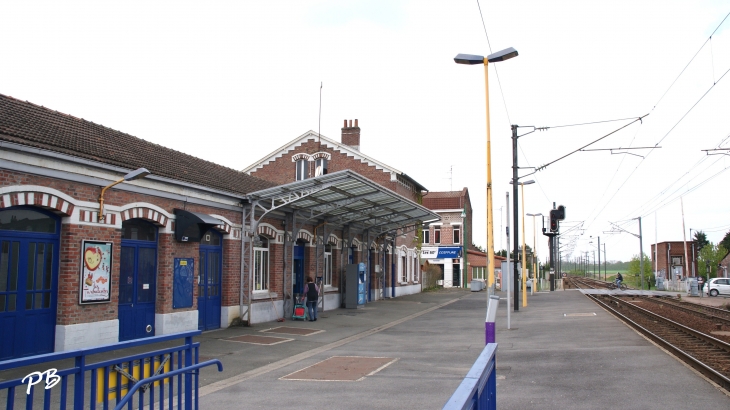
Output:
[{"xmin": 0, "ymin": 94, "xmax": 275, "ymax": 195}]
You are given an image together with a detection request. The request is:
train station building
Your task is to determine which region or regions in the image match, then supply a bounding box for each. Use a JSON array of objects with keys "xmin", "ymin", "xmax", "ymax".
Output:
[{"xmin": 0, "ymin": 95, "xmax": 438, "ymax": 360}]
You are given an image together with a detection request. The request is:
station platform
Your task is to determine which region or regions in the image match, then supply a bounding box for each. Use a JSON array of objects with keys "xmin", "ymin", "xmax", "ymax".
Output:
[{"xmin": 187, "ymin": 287, "xmax": 729, "ymax": 409}]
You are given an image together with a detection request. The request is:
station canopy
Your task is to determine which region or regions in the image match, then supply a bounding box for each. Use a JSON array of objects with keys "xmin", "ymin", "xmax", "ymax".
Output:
[{"xmin": 245, "ymin": 169, "xmax": 440, "ymax": 235}]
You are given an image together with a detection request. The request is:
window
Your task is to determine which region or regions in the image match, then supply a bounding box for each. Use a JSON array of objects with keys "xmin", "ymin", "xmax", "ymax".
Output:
[
  {"xmin": 423, "ymin": 229, "xmax": 430, "ymax": 244},
  {"xmin": 324, "ymin": 245, "xmax": 333, "ymax": 286},
  {"xmin": 0, "ymin": 208, "xmax": 57, "ymax": 233},
  {"xmin": 295, "ymin": 159, "xmax": 308, "ymax": 181},
  {"xmin": 453, "ymin": 225, "xmax": 461, "ymax": 244},
  {"xmin": 122, "ymin": 219, "xmax": 156, "ymax": 241},
  {"xmin": 671, "ymin": 256, "xmax": 683, "ymax": 266},
  {"xmin": 399, "ymin": 252, "xmax": 407, "ymax": 282},
  {"xmin": 413, "ymin": 255, "xmax": 419, "ymax": 282},
  {"xmin": 434, "ymin": 227, "xmax": 441, "ymax": 244},
  {"xmin": 473, "ymin": 266, "xmax": 486, "ymax": 280},
  {"xmin": 315, "ymin": 158, "xmax": 328, "ymax": 176},
  {"xmin": 254, "ymin": 238, "xmax": 269, "ymax": 292}
]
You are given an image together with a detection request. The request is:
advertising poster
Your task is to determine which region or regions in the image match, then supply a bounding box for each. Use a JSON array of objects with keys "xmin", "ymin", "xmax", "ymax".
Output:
[{"xmin": 80, "ymin": 240, "xmax": 113, "ymax": 304}]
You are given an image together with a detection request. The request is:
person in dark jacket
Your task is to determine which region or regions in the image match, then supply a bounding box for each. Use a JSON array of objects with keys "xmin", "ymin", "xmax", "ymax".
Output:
[
  {"xmin": 304, "ymin": 276, "xmax": 319, "ymax": 322},
  {"xmin": 615, "ymin": 272, "xmax": 623, "ymax": 288}
]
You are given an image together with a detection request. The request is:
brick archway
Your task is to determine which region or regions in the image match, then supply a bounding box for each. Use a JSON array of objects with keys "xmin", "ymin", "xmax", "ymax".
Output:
[
  {"xmin": 0, "ymin": 190, "xmax": 74, "ymax": 216},
  {"xmin": 120, "ymin": 207, "xmax": 168, "ymax": 227}
]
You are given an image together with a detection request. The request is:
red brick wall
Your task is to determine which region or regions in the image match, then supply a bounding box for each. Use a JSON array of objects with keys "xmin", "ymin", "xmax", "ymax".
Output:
[{"xmin": 1, "ymin": 171, "xmax": 243, "ymax": 326}]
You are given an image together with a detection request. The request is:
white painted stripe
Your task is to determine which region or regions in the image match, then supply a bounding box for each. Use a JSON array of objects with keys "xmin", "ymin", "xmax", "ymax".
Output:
[
  {"xmin": 60, "ymin": 201, "xmax": 69, "ymax": 214},
  {"xmin": 2, "ymin": 194, "xmax": 10, "ymax": 208},
  {"xmin": 50, "ymin": 196, "xmax": 58, "ymax": 209},
  {"xmin": 27, "ymin": 192, "xmax": 35, "ymax": 204},
  {"xmin": 16, "ymin": 193, "xmax": 26, "ymax": 206},
  {"xmin": 42, "ymin": 193, "xmax": 50, "ymax": 207}
]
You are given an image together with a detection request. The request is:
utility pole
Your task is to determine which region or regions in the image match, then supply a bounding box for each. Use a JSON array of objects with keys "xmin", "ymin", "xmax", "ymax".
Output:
[
  {"xmin": 639, "ymin": 216, "xmax": 644, "ymax": 290},
  {"xmin": 512, "ymin": 125, "xmax": 520, "ymax": 311},
  {"xmin": 598, "ymin": 236, "xmax": 601, "ymax": 281}
]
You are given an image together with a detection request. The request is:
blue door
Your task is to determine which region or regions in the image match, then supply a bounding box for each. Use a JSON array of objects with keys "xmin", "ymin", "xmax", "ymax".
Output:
[
  {"xmin": 293, "ymin": 244, "xmax": 305, "ymax": 294},
  {"xmin": 0, "ymin": 207, "xmax": 59, "ymax": 360},
  {"xmin": 198, "ymin": 230, "xmax": 221, "ymax": 331},
  {"xmin": 119, "ymin": 219, "xmax": 158, "ymax": 341}
]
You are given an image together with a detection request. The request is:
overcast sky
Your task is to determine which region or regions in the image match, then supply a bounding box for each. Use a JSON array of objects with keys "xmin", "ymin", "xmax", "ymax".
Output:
[{"xmin": 2, "ymin": 1, "xmax": 729, "ymax": 263}]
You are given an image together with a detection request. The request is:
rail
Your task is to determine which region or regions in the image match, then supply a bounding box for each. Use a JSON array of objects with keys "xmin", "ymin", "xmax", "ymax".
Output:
[
  {"xmin": 0, "ymin": 330, "xmax": 223, "ymax": 410},
  {"xmin": 442, "ymin": 343, "xmax": 497, "ymax": 410}
]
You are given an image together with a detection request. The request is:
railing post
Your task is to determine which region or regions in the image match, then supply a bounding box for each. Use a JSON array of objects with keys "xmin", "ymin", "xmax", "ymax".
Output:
[
  {"xmin": 74, "ymin": 354, "xmax": 85, "ymax": 410},
  {"xmin": 185, "ymin": 336, "xmax": 193, "ymax": 410}
]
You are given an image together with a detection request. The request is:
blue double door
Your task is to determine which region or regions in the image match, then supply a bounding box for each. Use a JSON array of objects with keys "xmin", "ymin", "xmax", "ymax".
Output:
[
  {"xmin": 198, "ymin": 231, "xmax": 221, "ymax": 331},
  {"xmin": 0, "ymin": 207, "xmax": 59, "ymax": 359},
  {"xmin": 119, "ymin": 219, "xmax": 158, "ymax": 341}
]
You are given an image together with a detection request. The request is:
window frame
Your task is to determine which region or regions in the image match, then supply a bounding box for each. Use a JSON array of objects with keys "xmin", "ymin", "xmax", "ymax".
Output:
[
  {"xmin": 434, "ymin": 227, "xmax": 441, "ymax": 245},
  {"xmin": 324, "ymin": 245, "xmax": 333, "ymax": 287},
  {"xmin": 295, "ymin": 159, "xmax": 308, "ymax": 181},
  {"xmin": 423, "ymin": 229, "xmax": 430, "ymax": 244},
  {"xmin": 453, "ymin": 224, "xmax": 461, "ymax": 245},
  {"xmin": 253, "ymin": 238, "xmax": 270, "ymax": 292}
]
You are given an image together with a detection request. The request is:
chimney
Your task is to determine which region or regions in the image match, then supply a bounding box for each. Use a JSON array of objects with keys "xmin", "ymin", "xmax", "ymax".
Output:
[{"xmin": 341, "ymin": 119, "xmax": 360, "ymax": 151}]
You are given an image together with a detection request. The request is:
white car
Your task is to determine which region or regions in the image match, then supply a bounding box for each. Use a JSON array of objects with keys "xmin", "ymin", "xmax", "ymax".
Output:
[{"xmin": 703, "ymin": 278, "xmax": 730, "ymax": 297}]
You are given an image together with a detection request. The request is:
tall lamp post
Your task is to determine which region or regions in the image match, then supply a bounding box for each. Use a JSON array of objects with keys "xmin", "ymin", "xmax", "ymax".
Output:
[
  {"xmin": 455, "ymin": 47, "xmax": 519, "ymax": 299},
  {"xmin": 526, "ymin": 213, "xmax": 542, "ymax": 289},
  {"xmin": 510, "ymin": 180, "xmax": 534, "ymax": 307}
]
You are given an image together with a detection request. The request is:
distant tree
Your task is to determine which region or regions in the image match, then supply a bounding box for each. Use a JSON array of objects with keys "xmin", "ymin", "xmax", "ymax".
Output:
[
  {"xmin": 496, "ymin": 249, "xmax": 507, "ymax": 257},
  {"xmin": 721, "ymin": 230, "xmax": 730, "ymax": 252},
  {"xmin": 697, "ymin": 242, "xmax": 728, "ymax": 279},
  {"xmin": 693, "ymin": 230, "xmax": 709, "ymax": 251},
  {"xmin": 628, "ymin": 253, "xmax": 653, "ymax": 288},
  {"xmin": 472, "ymin": 243, "xmax": 486, "ymax": 252}
]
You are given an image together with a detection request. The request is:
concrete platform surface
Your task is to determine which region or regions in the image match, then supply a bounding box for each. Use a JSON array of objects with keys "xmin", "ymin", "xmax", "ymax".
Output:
[{"xmin": 191, "ymin": 288, "xmax": 729, "ymax": 409}]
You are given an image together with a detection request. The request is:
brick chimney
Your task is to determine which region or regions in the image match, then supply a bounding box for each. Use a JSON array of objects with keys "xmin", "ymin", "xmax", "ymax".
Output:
[{"xmin": 341, "ymin": 119, "xmax": 360, "ymax": 151}]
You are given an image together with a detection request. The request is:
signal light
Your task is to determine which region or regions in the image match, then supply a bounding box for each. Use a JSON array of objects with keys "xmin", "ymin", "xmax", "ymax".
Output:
[{"xmin": 550, "ymin": 215, "xmax": 558, "ymax": 232}]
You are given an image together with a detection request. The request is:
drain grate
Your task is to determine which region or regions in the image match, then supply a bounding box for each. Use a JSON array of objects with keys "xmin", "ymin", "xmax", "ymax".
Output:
[
  {"xmin": 261, "ymin": 326, "xmax": 324, "ymax": 336},
  {"xmin": 281, "ymin": 356, "xmax": 397, "ymax": 382},
  {"xmin": 224, "ymin": 335, "xmax": 292, "ymax": 345}
]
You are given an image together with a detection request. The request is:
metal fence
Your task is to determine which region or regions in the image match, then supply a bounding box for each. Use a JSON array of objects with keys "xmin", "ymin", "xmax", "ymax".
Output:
[
  {"xmin": 442, "ymin": 343, "xmax": 497, "ymax": 410},
  {"xmin": 0, "ymin": 330, "xmax": 222, "ymax": 410}
]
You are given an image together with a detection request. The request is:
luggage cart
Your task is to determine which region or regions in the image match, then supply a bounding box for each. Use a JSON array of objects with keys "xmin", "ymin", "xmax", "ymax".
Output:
[{"xmin": 292, "ymin": 295, "xmax": 307, "ymax": 320}]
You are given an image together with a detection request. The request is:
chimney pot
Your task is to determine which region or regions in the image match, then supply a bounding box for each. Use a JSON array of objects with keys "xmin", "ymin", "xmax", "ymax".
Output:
[
  {"xmin": 349, "ymin": 120, "xmax": 352, "ymax": 127},
  {"xmin": 355, "ymin": 119, "xmax": 358, "ymax": 127},
  {"xmin": 343, "ymin": 119, "xmax": 347, "ymax": 127}
]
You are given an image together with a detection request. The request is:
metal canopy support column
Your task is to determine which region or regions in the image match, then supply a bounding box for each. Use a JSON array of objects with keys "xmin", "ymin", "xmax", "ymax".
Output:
[{"xmin": 240, "ymin": 204, "xmax": 254, "ymax": 325}]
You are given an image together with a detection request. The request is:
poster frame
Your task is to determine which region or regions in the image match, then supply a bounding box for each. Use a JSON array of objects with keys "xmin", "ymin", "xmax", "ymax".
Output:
[{"xmin": 79, "ymin": 240, "xmax": 113, "ymax": 304}]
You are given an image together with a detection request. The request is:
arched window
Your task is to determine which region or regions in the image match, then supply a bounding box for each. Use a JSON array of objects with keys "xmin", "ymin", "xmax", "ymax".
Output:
[
  {"xmin": 0, "ymin": 208, "xmax": 57, "ymax": 233},
  {"xmin": 122, "ymin": 219, "xmax": 157, "ymax": 241},
  {"xmin": 315, "ymin": 158, "xmax": 328, "ymax": 176},
  {"xmin": 295, "ymin": 159, "xmax": 308, "ymax": 181}
]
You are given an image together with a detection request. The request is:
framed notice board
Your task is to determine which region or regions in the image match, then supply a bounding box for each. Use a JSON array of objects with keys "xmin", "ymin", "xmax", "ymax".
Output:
[{"xmin": 173, "ymin": 258, "xmax": 194, "ymax": 309}]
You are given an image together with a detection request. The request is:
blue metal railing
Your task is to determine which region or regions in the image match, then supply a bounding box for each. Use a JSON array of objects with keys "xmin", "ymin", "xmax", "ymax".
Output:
[
  {"xmin": 442, "ymin": 343, "xmax": 497, "ymax": 410},
  {"xmin": 0, "ymin": 330, "xmax": 223, "ymax": 410}
]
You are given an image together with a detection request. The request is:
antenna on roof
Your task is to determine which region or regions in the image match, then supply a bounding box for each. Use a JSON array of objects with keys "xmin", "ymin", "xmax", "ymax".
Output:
[{"xmin": 318, "ymin": 82, "xmax": 322, "ymax": 150}]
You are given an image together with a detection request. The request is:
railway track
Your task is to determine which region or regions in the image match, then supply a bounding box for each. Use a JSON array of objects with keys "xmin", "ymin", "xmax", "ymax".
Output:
[{"xmin": 567, "ymin": 276, "xmax": 730, "ymax": 391}]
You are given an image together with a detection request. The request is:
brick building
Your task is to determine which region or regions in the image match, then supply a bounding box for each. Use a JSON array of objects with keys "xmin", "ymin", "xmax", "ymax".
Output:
[
  {"xmin": 651, "ymin": 241, "xmax": 698, "ymax": 280},
  {"xmin": 0, "ymin": 96, "xmax": 437, "ymax": 359},
  {"xmin": 242, "ymin": 119, "xmax": 435, "ymax": 302}
]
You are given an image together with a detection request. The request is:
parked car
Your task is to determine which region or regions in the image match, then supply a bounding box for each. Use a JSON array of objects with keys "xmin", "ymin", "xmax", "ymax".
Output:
[{"xmin": 702, "ymin": 278, "xmax": 730, "ymax": 297}]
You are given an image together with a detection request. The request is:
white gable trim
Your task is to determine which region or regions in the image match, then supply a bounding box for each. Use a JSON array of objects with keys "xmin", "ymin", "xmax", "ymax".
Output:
[{"xmin": 242, "ymin": 131, "xmax": 404, "ymax": 176}]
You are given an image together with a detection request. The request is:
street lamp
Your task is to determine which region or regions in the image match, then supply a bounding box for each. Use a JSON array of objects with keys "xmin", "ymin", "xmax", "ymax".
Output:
[
  {"xmin": 526, "ymin": 212, "xmax": 542, "ymax": 289},
  {"xmin": 98, "ymin": 167, "xmax": 150, "ymax": 222},
  {"xmin": 510, "ymin": 179, "xmax": 534, "ymax": 307},
  {"xmin": 454, "ymin": 47, "xmax": 519, "ymax": 299}
]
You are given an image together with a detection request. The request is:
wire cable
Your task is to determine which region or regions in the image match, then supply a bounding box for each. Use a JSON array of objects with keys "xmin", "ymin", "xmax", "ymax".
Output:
[{"xmin": 476, "ymin": 0, "xmax": 512, "ymax": 124}]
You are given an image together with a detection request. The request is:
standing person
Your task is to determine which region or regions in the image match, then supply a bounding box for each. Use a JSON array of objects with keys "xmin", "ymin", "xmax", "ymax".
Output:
[{"xmin": 304, "ymin": 276, "xmax": 319, "ymax": 322}]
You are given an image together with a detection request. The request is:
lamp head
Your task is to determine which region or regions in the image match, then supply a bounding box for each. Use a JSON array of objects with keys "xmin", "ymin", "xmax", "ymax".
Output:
[
  {"xmin": 460, "ymin": 210, "xmax": 467, "ymax": 218},
  {"xmin": 123, "ymin": 168, "xmax": 151, "ymax": 181},
  {"xmin": 487, "ymin": 47, "xmax": 518, "ymax": 63},
  {"xmin": 454, "ymin": 53, "xmax": 485, "ymax": 65}
]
